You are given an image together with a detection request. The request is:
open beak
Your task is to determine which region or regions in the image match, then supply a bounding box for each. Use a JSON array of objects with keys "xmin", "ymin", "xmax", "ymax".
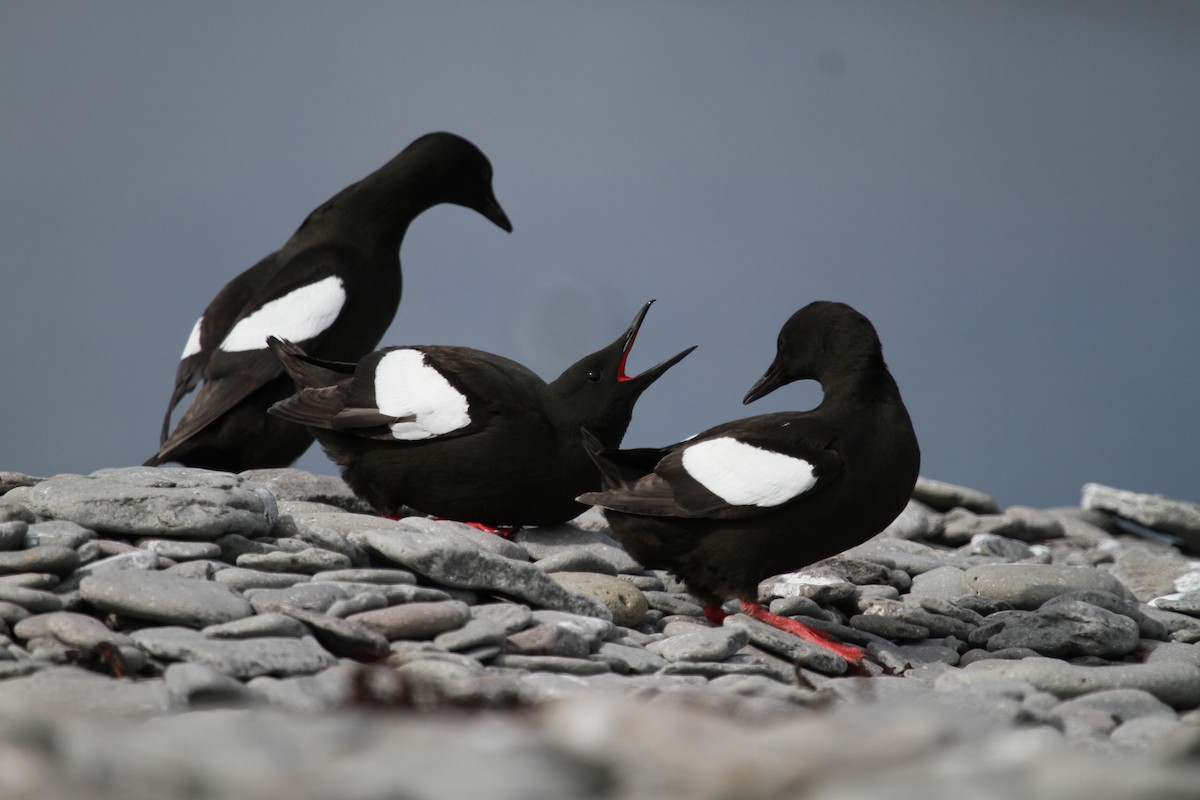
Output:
[{"xmin": 615, "ymin": 300, "xmax": 696, "ymax": 385}]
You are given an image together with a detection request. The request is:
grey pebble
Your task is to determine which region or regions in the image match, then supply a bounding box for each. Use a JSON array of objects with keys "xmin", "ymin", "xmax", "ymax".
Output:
[
  {"xmin": 243, "ymin": 583, "xmax": 348, "ymax": 613},
  {"xmin": 911, "ymin": 476, "xmax": 1000, "ymax": 513},
  {"xmin": 0, "ymin": 520, "xmax": 28, "ymax": 551},
  {"xmin": 80, "ymin": 570, "xmax": 254, "ymax": 628},
  {"xmin": 237, "ymin": 468, "xmax": 372, "ymax": 513},
  {"xmin": 347, "ymin": 600, "xmax": 471, "ymax": 640},
  {"xmin": 132, "ymin": 626, "xmax": 337, "ymax": 679},
  {"xmin": 960, "ymin": 563, "xmax": 1130, "ymax": 609},
  {"xmin": 976, "ymin": 601, "xmax": 1140, "ymax": 658},
  {"xmin": 935, "ymin": 656, "xmax": 1200, "ymax": 708},
  {"xmin": 1053, "ymin": 688, "xmax": 1177, "ymax": 724},
  {"xmin": 326, "ymin": 590, "xmax": 388, "ymax": 618},
  {"xmin": 24, "ymin": 519, "xmax": 95, "ymax": 549},
  {"xmin": 433, "ymin": 617, "xmax": 508, "ymax": 652},
  {"xmin": 642, "ymin": 591, "xmax": 705, "ymax": 617},
  {"xmin": 203, "ymin": 612, "xmax": 309, "ymax": 640},
  {"xmin": 0, "ymin": 545, "xmax": 79, "ymax": 576},
  {"xmin": 277, "ymin": 604, "xmax": 390, "ymax": 658},
  {"xmin": 646, "ymin": 626, "xmax": 748, "ymax": 662},
  {"xmin": 548, "ymin": 572, "xmax": 647, "ymax": 627},
  {"xmin": 530, "ymin": 609, "xmax": 614, "ymax": 647},
  {"xmin": 908, "ymin": 565, "xmax": 967, "ymax": 598},
  {"xmin": 213, "ymin": 567, "xmax": 309, "ymax": 591},
  {"xmin": 493, "ymin": 654, "xmax": 611, "ymax": 675},
  {"xmin": 1082, "ymin": 482, "xmax": 1200, "ymax": 547},
  {"xmin": 592, "ymin": 641, "xmax": 669, "ymax": 674},
  {"xmin": 310, "ymin": 567, "xmax": 416, "ymax": 585},
  {"xmin": 849, "ymin": 613, "xmax": 930, "ymax": 641},
  {"xmin": 471, "ymin": 602, "xmax": 534, "ymax": 634},
  {"xmin": 236, "ymin": 548, "xmax": 352, "ymax": 574},
  {"xmin": 136, "ymin": 539, "xmax": 223, "ymax": 561},
  {"xmin": 507, "ymin": 623, "xmax": 592, "ymax": 658},
  {"xmin": 0, "ymin": 583, "xmax": 63, "ymax": 613},
  {"xmin": 46, "ymin": 611, "xmax": 137, "ymax": 649}
]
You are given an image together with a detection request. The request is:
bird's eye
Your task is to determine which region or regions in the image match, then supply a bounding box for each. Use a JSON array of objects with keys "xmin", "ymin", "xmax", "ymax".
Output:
[{"xmin": 587, "ymin": 369, "xmax": 602, "ymax": 382}]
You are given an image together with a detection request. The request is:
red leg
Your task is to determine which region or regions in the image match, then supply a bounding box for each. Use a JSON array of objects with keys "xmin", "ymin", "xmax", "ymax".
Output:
[
  {"xmin": 740, "ymin": 600, "xmax": 864, "ymax": 665},
  {"xmin": 432, "ymin": 518, "xmax": 521, "ymax": 539},
  {"xmin": 704, "ymin": 604, "xmax": 730, "ymax": 624}
]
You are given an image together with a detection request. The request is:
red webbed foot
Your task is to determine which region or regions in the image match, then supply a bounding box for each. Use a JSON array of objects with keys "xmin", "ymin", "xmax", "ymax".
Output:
[{"xmin": 739, "ymin": 600, "xmax": 865, "ymax": 666}]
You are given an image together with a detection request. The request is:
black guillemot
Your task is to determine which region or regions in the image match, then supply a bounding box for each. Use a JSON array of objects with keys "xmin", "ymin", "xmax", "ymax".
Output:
[
  {"xmin": 578, "ymin": 301, "xmax": 920, "ymax": 665},
  {"xmin": 267, "ymin": 300, "xmax": 695, "ymax": 529},
  {"xmin": 146, "ymin": 132, "xmax": 512, "ymax": 472}
]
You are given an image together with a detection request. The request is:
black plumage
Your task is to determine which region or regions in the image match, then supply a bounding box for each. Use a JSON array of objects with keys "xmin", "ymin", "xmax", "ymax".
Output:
[
  {"xmin": 579, "ymin": 301, "xmax": 920, "ymax": 664},
  {"xmin": 146, "ymin": 132, "xmax": 511, "ymax": 471},
  {"xmin": 268, "ymin": 301, "xmax": 695, "ymax": 527}
]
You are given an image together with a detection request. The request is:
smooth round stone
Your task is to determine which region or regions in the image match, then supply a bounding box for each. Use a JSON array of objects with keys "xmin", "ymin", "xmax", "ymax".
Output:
[
  {"xmin": 491, "ymin": 654, "xmax": 611, "ymax": 675},
  {"xmin": 0, "ymin": 521, "xmax": 29, "ymax": 551},
  {"xmin": 549, "ymin": 573, "xmax": 647, "ymax": 627},
  {"xmin": 80, "ymin": 570, "xmax": 254, "ymax": 628},
  {"xmin": 0, "ymin": 546, "xmax": 79, "ymax": 576},
  {"xmin": 0, "ymin": 584, "xmax": 62, "ymax": 614},
  {"xmin": 908, "ymin": 566, "xmax": 968, "ymax": 598},
  {"xmin": 46, "ymin": 611, "xmax": 137, "ymax": 649},
  {"xmin": 24, "ymin": 520, "xmax": 96, "ymax": 549},
  {"xmin": 530, "ymin": 610, "xmax": 614, "ymax": 646},
  {"xmin": 131, "ymin": 627, "xmax": 336, "ymax": 679},
  {"xmin": 506, "ymin": 623, "xmax": 591, "ymax": 658},
  {"xmin": 960, "ymin": 564, "xmax": 1129, "ymax": 609},
  {"xmin": 642, "ymin": 591, "xmax": 705, "ymax": 618},
  {"xmin": 164, "ymin": 661, "xmax": 265, "ymax": 707},
  {"xmin": 243, "ymin": 583, "xmax": 349, "ymax": 614},
  {"xmin": 470, "ymin": 602, "xmax": 534, "ymax": 634},
  {"xmin": 433, "ymin": 618, "xmax": 508, "ymax": 652},
  {"xmin": 592, "ymin": 641, "xmax": 669, "ymax": 675},
  {"xmin": 646, "ymin": 627, "xmax": 748, "ymax": 662},
  {"xmin": 1053, "ymin": 688, "xmax": 1177, "ymax": 724},
  {"xmin": 0, "ymin": 573, "xmax": 60, "ymax": 591},
  {"xmin": 877, "ymin": 499, "xmax": 944, "ymax": 540},
  {"xmin": 0, "ymin": 601, "xmax": 30, "ymax": 626},
  {"xmin": 136, "ymin": 539, "xmax": 223, "ymax": 561},
  {"xmin": 347, "ymin": 600, "xmax": 470, "ymax": 640},
  {"xmin": 278, "ymin": 605, "xmax": 390, "ymax": 658}
]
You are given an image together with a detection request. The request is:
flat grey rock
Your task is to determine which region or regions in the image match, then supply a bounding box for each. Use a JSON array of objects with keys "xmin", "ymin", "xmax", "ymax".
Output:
[
  {"xmin": 974, "ymin": 601, "xmax": 1140, "ymax": 658},
  {"xmin": 507, "ymin": 623, "xmax": 592, "ymax": 658},
  {"xmin": 1083, "ymin": 483, "xmax": 1200, "ymax": 547},
  {"xmin": 723, "ymin": 613, "xmax": 848, "ymax": 675},
  {"xmin": 237, "ymin": 468, "xmax": 372, "ymax": 513},
  {"xmin": 80, "ymin": 570, "xmax": 254, "ymax": 628},
  {"xmin": 912, "ymin": 476, "xmax": 1000, "ymax": 513},
  {"xmin": 132, "ymin": 626, "xmax": 337, "ymax": 678},
  {"xmin": 350, "ymin": 528, "xmax": 611, "ymax": 619},
  {"xmin": 0, "ymin": 666, "xmax": 176, "ymax": 717},
  {"xmin": 647, "ymin": 626, "xmax": 748, "ymax": 662},
  {"xmin": 960, "ymin": 563, "xmax": 1130, "ymax": 608},
  {"xmin": 347, "ymin": 600, "xmax": 471, "ymax": 640},
  {"xmin": 0, "ymin": 545, "xmax": 79, "ymax": 576},
  {"xmin": 25, "ymin": 519, "xmax": 96, "ymax": 549},
  {"xmin": 5, "ymin": 467, "xmax": 275, "ymax": 539},
  {"xmin": 203, "ymin": 612, "xmax": 308, "ymax": 640},
  {"xmin": 236, "ymin": 548, "xmax": 352, "ymax": 574},
  {"xmin": 935, "ymin": 656, "xmax": 1200, "ymax": 708},
  {"xmin": 164, "ymin": 661, "xmax": 265, "ymax": 708},
  {"xmin": 136, "ymin": 539, "xmax": 222, "ymax": 561}
]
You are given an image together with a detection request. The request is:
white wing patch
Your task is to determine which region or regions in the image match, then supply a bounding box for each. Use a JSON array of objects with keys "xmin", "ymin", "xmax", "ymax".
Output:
[
  {"xmin": 219, "ymin": 275, "xmax": 346, "ymax": 352},
  {"xmin": 374, "ymin": 349, "xmax": 471, "ymax": 440},
  {"xmin": 681, "ymin": 436, "xmax": 817, "ymax": 507},
  {"xmin": 180, "ymin": 316, "xmax": 203, "ymax": 359}
]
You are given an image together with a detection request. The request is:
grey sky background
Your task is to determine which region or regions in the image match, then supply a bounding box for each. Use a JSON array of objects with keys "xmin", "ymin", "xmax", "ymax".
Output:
[{"xmin": 2, "ymin": 2, "xmax": 1196, "ymax": 511}]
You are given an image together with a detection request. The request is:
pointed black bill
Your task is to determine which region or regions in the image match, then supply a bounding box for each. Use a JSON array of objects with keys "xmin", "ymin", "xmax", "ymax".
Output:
[
  {"xmin": 743, "ymin": 361, "xmax": 785, "ymax": 404},
  {"xmin": 482, "ymin": 193, "xmax": 513, "ymax": 233}
]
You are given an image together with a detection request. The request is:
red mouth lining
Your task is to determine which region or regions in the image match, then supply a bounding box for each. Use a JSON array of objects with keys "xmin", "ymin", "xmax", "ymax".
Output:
[{"xmin": 618, "ymin": 328, "xmax": 639, "ymax": 382}]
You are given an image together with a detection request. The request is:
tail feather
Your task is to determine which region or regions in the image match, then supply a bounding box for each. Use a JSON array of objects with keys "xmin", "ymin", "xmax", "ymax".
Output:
[{"xmin": 267, "ymin": 336, "xmax": 355, "ymax": 389}]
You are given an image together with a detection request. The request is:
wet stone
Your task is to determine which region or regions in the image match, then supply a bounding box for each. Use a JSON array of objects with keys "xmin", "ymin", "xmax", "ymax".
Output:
[{"xmin": 80, "ymin": 570, "xmax": 254, "ymax": 628}]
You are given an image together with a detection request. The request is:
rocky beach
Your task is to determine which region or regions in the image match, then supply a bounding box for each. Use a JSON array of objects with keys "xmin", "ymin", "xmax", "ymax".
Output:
[{"xmin": 0, "ymin": 465, "xmax": 1199, "ymax": 799}]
